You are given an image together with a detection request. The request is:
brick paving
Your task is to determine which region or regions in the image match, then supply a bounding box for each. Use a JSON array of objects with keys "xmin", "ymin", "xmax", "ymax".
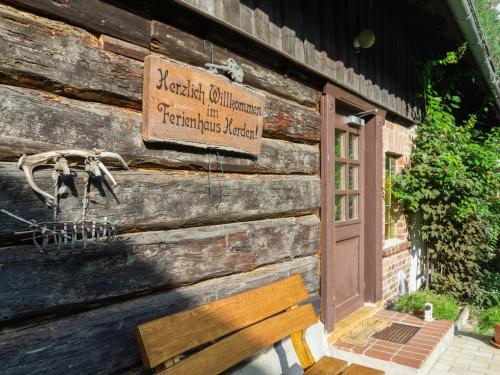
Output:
[
  {"xmin": 430, "ymin": 332, "xmax": 500, "ymax": 375},
  {"xmin": 333, "ymin": 310, "xmax": 455, "ymax": 369}
]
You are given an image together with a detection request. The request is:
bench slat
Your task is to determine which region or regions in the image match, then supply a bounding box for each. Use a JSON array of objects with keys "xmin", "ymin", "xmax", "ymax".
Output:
[
  {"xmin": 136, "ymin": 274, "xmax": 309, "ymax": 368},
  {"xmin": 159, "ymin": 304, "xmax": 318, "ymax": 375},
  {"xmin": 304, "ymin": 356, "xmax": 348, "ymax": 375},
  {"xmin": 342, "ymin": 364, "xmax": 385, "ymax": 375}
]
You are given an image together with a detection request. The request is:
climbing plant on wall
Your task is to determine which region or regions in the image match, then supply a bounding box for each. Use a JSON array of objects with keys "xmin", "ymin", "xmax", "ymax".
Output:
[{"xmin": 393, "ymin": 44, "xmax": 499, "ymax": 307}]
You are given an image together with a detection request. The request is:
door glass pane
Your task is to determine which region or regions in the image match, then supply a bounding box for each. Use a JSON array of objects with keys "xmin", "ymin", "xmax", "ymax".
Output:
[
  {"xmin": 335, "ymin": 195, "xmax": 345, "ymax": 221},
  {"xmin": 348, "ymin": 194, "xmax": 359, "ymax": 220},
  {"xmin": 348, "ymin": 164, "xmax": 358, "ymax": 189},
  {"xmin": 348, "ymin": 134, "xmax": 358, "ymax": 160},
  {"xmin": 335, "ymin": 162, "xmax": 345, "ymax": 189},
  {"xmin": 335, "ymin": 129, "xmax": 345, "ymax": 157}
]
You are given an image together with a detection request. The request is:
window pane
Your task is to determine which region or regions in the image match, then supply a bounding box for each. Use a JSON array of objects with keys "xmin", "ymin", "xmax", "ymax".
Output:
[
  {"xmin": 348, "ymin": 194, "xmax": 358, "ymax": 220},
  {"xmin": 385, "ymin": 205, "xmax": 391, "ymax": 222},
  {"xmin": 335, "ymin": 129, "xmax": 345, "ymax": 157},
  {"xmin": 385, "ymin": 223, "xmax": 394, "ymax": 239},
  {"xmin": 348, "ymin": 134, "xmax": 359, "ymax": 160},
  {"xmin": 384, "ymin": 154, "xmax": 398, "ymax": 239},
  {"xmin": 348, "ymin": 164, "xmax": 358, "ymax": 189},
  {"xmin": 335, "ymin": 162, "xmax": 345, "ymax": 190},
  {"xmin": 335, "ymin": 195, "xmax": 345, "ymax": 221}
]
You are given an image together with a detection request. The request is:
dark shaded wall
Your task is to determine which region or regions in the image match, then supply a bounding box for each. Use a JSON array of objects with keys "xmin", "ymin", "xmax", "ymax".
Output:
[{"xmin": 0, "ymin": 1, "xmax": 322, "ymax": 374}]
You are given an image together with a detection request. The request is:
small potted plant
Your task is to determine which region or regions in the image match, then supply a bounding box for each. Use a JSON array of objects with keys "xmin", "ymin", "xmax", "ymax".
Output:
[{"xmin": 479, "ymin": 307, "xmax": 500, "ymax": 348}]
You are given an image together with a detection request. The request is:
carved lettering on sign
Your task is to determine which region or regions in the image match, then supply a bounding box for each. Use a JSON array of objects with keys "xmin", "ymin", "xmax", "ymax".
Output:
[{"xmin": 142, "ymin": 56, "xmax": 265, "ymax": 156}]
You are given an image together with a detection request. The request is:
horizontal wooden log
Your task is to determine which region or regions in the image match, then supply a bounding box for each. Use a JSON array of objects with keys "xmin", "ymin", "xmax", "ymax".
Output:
[
  {"xmin": 99, "ymin": 34, "xmax": 151, "ymax": 61},
  {"xmin": 0, "ymin": 5, "xmax": 320, "ymax": 143},
  {"xmin": 264, "ymin": 95, "xmax": 320, "ymax": 142},
  {"xmin": 0, "ymin": 215, "xmax": 319, "ymax": 322},
  {"xmin": 0, "ymin": 255, "xmax": 319, "ymax": 375},
  {"xmin": 151, "ymin": 21, "xmax": 320, "ymax": 107},
  {"xmin": 3, "ymin": 0, "xmax": 151, "ymax": 47},
  {"xmin": 0, "ymin": 4, "xmax": 139, "ymax": 108},
  {"xmin": 0, "ymin": 85, "xmax": 319, "ymax": 174},
  {"xmin": 0, "ymin": 162, "xmax": 320, "ymax": 238}
]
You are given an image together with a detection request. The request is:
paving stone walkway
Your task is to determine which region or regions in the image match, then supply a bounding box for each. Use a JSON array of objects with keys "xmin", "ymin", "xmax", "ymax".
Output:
[{"xmin": 430, "ymin": 331, "xmax": 499, "ymax": 375}]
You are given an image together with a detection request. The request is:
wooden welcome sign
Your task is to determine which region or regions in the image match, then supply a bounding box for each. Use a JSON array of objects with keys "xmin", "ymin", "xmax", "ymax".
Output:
[{"xmin": 142, "ymin": 55, "xmax": 265, "ymax": 156}]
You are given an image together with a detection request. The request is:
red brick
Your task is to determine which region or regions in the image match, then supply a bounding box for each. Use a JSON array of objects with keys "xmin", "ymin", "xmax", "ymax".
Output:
[
  {"xmin": 392, "ymin": 355, "xmax": 424, "ymax": 368},
  {"xmin": 400, "ymin": 345, "xmax": 432, "ymax": 356},
  {"xmin": 372, "ymin": 340, "xmax": 403, "ymax": 349},
  {"xmin": 365, "ymin": 349, "xmax": 394, "ymax": 361},
  {"xmin": 401, "ymin": 316, "xmax": 423, "ymax": 324},
  {"xmin": 352, "ymin": 344, "xmax": 370, "ymax": 354},
  {"xmin": 371, "ymin": 344, "xmax": 400, "ymax": 354},
  {"xmin": 375, "ymin": 311, "xmax": 397, "ymax": 318},
  {"xmin": 397, "ymin": 350, "xmax": 427, "ymax": 360},
  {"xmin": 419, "ymin": 327, "xmax": 446, "ymax": 334},
  {"xmin": 416, "ymin": 332, "xmax": 443, "ymax": 340},
  {"xmin": 333, "ymin": 342, "xmax": 355, "ymax": 351},
  {"xmin": 426, "ymin": 320, "xmax": 453, "ymax": 327},
  {"xmin": 406, "ymin": 338, "xmax": 436, "ymax": 349}
]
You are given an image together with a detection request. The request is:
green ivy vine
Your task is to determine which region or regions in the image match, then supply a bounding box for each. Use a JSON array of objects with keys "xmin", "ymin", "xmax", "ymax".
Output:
[{"xmin": 393, "ymin": 44, "xmax": 499, "ymax": 307}]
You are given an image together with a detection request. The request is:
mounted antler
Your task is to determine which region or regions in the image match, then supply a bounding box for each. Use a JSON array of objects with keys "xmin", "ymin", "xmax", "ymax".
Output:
[{"xmin": 18, "ymin": 149, "xmax": 129, "ymax": 204}]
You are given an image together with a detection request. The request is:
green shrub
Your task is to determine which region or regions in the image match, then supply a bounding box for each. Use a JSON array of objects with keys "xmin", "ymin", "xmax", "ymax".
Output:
[
  {"xmin": 392, "ymin": 45, "xmax": 500, "ymax": 306},
  {"xmin": 479, "ymin": 306, "xmax": 500, "ymax": 335},
  {"xmin": 393, "ymin": 290, "xmax": 460, "ymax": 320}
]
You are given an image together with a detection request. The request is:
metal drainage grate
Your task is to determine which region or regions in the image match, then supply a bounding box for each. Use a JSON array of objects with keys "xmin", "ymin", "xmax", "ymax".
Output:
[{"xmin": 371, "ymin": 323, "xmax": 420, "ymax": 344}]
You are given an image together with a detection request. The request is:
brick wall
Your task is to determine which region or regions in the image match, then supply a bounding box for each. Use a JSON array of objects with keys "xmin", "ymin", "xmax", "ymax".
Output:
[
  {"xmin": 382, "ymin": 120, "xmax": 416, "ymax": 306},
  {"xmin": 382, "ymin": 242, "xmax": 412, "ymax": 305}
]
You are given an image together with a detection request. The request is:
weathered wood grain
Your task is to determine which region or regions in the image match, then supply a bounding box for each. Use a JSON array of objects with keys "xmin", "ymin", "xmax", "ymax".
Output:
[
  {"xmin": 0, "ymin": 85, "xmax": 319, "ymax": 174},
  {"xmin": 0, "ymin": 6, "xmax": 320, "ymax": 143},
  {"xmin": 0, "ymin": 256, "xmax": 319, "ymax": 375},
  {"xmin": 0, "ymin": 216, "xmax": 319, "ymax": 322},
  {"xmin": 264, "ymin": 95, "xmax": 320, "ymax": 142},
  {"xmin": 3, "ymin": 0, "xmax": 151, "ymax": 47},
  {"xmin": 0, "ymin": 161, "xmax": 320, "ymax": 237},
  {"xmin": 99, "ymin": 34, "xmax": 151, "ymax": 61},
  {"xmin": 151, "ymin": 21, "xmax": 319, "ymax": 107},
  {"xmin": 0, "ymin": 4, "xmax": 143, "ymax": 108}
]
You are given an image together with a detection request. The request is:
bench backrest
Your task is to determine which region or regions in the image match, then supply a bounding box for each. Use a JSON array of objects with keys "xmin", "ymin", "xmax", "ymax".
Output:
[{"xmin": 135, "ymin": 274, "xmax": 317, "ymax": 375}]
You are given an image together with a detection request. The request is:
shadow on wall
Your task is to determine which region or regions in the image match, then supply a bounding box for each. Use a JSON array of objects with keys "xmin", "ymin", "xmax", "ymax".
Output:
[
  {"xmin": 407, "ymin": 212, "xmax": 426, "ymax": 291},
  {"xmin": 0, "ymin": 164, "xmax": 320, "ymax": 375}
]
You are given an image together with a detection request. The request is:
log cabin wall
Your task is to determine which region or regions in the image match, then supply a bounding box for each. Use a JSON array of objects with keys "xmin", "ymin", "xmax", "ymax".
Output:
[
  {"xmin": 0, "ymin": 2, "xmax": 321, "ymax": 374},
  {"xmin": 0, "ymin": 1, "xmax": 433, "ymax": 374}
]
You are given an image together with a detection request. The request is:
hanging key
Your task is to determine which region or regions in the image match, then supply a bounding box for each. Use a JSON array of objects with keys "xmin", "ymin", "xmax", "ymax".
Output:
[{"xmin": 205, "ymin": 58, "xmax": 244, "ymax": 83}]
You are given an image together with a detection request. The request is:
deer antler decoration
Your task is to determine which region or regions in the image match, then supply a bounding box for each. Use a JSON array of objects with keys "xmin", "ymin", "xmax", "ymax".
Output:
[{"xmin": 18, "ymin": 149, "xmax": 129, "ymax": 204}]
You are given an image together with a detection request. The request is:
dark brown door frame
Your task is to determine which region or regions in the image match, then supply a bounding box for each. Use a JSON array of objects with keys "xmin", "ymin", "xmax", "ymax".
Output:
[{"xmin": 320, "ymin": 83, "xmax": 386, "ymax": 332}]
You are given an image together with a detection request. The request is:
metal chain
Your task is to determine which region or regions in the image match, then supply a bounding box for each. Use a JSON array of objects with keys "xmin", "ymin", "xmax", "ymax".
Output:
[
  {"xmin": 82, "ymin": 160, "xmax": 91, "ymax": 221},
  {"xmin": 207, "ymin": 151, "xmax": 226, "ymax": 208},
  {"xmin": 53, "ymin": 174, "xmax": 60, "ymax": 244}
]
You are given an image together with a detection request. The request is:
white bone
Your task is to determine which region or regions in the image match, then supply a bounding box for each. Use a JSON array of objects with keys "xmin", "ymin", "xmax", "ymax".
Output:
[
  {"xmin": 97, "ymin": 160, "xmax": 117, "ymax": 185},
  {"xmin": 57, "ymin": 157, "xmax": 71, "ymax": 175},
  {"xmin": 89, "ymin": 160, "xmax": 101, "ymax": 177},
  {"xmin": 98, "ymin": 151, "xmax": 129, "ymax": 169},
  {"xmin": 20, "ymin": 164, "xmax": 57, "ymax": 203},
  {"xmin": 17, "ymin": 149, "xmax": 128, "ymax": 203}
]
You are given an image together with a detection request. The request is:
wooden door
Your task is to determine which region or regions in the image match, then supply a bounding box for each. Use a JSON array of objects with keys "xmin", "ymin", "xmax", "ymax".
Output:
[
  {"xmin": 332, "ymin": 106, "xmax": 365, "ymax": 321},
  {"xmin": 321, "ymin": 84, "xmax": 385, "ymax": 332}
]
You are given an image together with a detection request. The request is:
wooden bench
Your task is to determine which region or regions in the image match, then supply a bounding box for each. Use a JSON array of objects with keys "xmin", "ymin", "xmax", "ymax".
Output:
[{"xmin": 135, "ymin": 274, "xmax": 384, "ymax": 375}]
